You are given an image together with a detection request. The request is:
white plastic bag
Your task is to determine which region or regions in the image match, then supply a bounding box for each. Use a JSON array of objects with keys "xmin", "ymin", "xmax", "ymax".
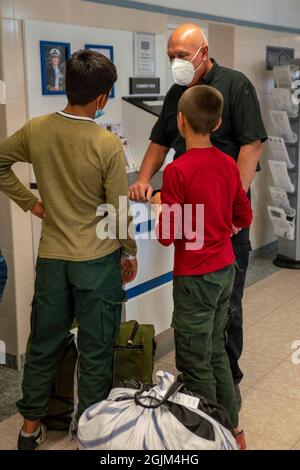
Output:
[{"xmin": 78, "ymin": 371, "xmax": 237, "ymax": 450}]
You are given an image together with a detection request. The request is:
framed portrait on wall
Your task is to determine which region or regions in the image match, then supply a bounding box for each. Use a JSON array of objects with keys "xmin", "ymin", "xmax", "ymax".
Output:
[
  {"xmin": 40, "ymin": 41, "xmax": 71, "ymax": 95},
  {"xmin": 85, "ymin": 44, "xmax": 115, "ymax": 98}
]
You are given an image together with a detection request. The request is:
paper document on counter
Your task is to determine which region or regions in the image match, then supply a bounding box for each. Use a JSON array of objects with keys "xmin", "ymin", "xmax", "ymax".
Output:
[
  {"xmin": 268, "ymin": 136, "xmax": 294, "ymax": 169},
  {"xmin": 268, "ymin": 160, "xmax": 295, "ymax": 193},
  {"xmin": 269, "ymin": 186, "xmax": 296, "ymax": 217}
]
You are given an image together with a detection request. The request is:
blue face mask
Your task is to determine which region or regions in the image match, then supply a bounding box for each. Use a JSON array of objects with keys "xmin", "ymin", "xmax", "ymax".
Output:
[{"xmin": 94, "ymin": 109, "xmax": 105, "ymax": 120}]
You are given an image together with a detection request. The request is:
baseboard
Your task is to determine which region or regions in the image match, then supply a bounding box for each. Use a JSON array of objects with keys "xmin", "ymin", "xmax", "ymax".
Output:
[
  {"xmin": 1, "ymin": 353, "xmax": 18, "ymax": 370},
  {"xmin": 249, "ymin": 240, "xmax": 278, "ymax": 258}
]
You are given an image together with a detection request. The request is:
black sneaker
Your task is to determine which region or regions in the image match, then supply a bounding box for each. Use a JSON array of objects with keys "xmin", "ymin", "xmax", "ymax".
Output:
[{"xmin": 17, "ymin": 424, "xmax": 47, "ymax": 450}]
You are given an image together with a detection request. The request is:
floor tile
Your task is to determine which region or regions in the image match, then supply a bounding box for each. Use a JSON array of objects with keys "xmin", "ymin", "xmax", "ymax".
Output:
[
  {"xmin": 39, "ymin": 431, "xmax": 73, "ymax": 451},
  {"xmin": 255, "ymin": 359, "xmax": 300, "ymax": 401},
  {"xmin": 0, "ymin": 413, "xmax": 22, "ymax": 450},
  {"xmin": 243, "ymin": 278, "xmax": 299, "ymax": 329},
  {"xmin": 265, "ymin": 295, "xmax": 300, "ymax": 327},
  {"xmin": 244, "ymin": 314, "xmax": 299, "ymax": 360},
  {"xmin": 239, "ymin": 351, "xmax": 283, "ymax": 387},
  {"xmin": 291, "ymin": 439, "xmax": 300, "ymax": 450},
  {"xmin": 245, "ymin": 430, "xmax": 291, "ymax": 450},
  {"xmin": 63, "ymin": 439, "xmax": 78, "ymax": 450},
  {"xmin": 239, "ymin": 387, "xmax": 300, "ymax": 445},
  {"xmin": 159, "ymin": 350, "xmax": 176, "ymax": 365},
  {"xmin": 239, "ymin": 384, "xmax": 251, "ymax": 399}
]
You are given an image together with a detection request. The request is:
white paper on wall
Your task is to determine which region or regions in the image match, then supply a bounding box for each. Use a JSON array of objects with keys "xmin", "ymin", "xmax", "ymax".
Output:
[
  {"xmin": 272, "ymin": 88, "xmax": 299, "ymax": 118},
  {"xmin": 100, "ymin": 122, "xmax": 136, "ymax": 172},
  {"xmin": 268, "ymin": 136, "xmax": 294, "ymax": 169},
  {"xmin": 273, "ymin": 65, "xmax": 293, "ymax": 89},
  {"xmin": 0, "ymin": 80, "xmax": 6, "ymax": 104},
  {"xmin": 269, "ymin": 186, "xmax": 296, "ymax": 217},
  {"xmin": 268, "ymin": 205, "xmax": 295, "ymax": 240},
  {"xmin": 270, "ymin": 111, "xmax": 298, "ymax": 144},
  {"xmin": 268, "ymin": 160, "xmax": 295, "ymax": 193}
]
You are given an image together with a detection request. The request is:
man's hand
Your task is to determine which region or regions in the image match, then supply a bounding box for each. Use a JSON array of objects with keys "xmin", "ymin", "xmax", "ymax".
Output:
[
  {"xmin": 128, "ymin": 180, "xmax": 153, "ymax": 202},
  {"xmin": 31, "ymin": 201, "xmax": 45, "ymax": 220},
  {"xmin": 128, "ymin": 143, "xmax": 169, "ymax": 202},
  {"xmin": 121, "ymin": 256, "xmax": 138, "ymax": 285},
  {"xmin": 232, "ymin": 225, "xmax": 242, "ymax": 236}
]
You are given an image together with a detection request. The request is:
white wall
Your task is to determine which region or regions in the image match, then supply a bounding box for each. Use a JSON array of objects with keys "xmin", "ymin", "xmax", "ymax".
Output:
[
  {"xmin": 134, "ymin": 0, "xmax": 300, "ymax": 30},
  {"xmin": 23, "ymin": 20, "xmax": 167, "ymax": 122}
]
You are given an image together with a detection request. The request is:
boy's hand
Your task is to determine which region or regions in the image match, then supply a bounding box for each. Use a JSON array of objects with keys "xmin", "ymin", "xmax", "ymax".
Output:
[
  {"xmin": 121, "ymin": 256, "xmax": 138, "ymax": 284},
  {"xmin": 31, "ymin": 201, "xmax": 45, "ymax": 220},
  {"xmin": 151, "ymin": 192, "xmax": 162, "ymax": 220},
  {"xmin": 151, "ymin": 191, "xmax": 161, "ymax": 205}
]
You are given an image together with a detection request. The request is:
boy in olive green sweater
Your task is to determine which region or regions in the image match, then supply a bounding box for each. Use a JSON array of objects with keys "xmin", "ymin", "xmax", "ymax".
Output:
[{"xmin": 0, "ymin": 50, "xmax": 137, "ymax": 450}]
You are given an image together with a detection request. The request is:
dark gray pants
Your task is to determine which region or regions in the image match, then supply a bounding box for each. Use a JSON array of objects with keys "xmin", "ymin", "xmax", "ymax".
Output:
[{"xmin": 226, "ymin": 228, "xmax": 251, "ymax": 385}]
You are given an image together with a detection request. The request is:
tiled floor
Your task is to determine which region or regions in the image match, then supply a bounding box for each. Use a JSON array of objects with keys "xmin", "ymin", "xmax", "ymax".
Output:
[{"xmin": 1, "ymin": 264, "xmax": 300, "ymax": 450}]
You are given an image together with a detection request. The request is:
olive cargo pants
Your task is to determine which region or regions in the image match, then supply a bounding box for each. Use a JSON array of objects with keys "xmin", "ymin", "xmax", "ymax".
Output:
[
  {"xmin": 172, "ymin": 264, "xmax": 238, "ymax": 427},
  {"xmin": 17, "ymin": 250, "xmax": 125, "ymax": 422}
]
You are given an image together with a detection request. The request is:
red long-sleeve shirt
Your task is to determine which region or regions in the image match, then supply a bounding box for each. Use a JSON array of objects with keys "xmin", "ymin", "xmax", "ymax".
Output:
[{"xmin": 157, "ymin": 147, "xmax": 253, "ymax": 277}]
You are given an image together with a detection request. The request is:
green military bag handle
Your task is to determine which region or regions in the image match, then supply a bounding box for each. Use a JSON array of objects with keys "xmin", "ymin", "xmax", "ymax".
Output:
[{"xmin": 113, "ymin": 320, "xmax": 156, "ymax": 385}]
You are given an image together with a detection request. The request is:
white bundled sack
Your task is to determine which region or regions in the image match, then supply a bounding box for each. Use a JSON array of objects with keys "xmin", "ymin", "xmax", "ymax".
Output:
[{"xmin": 78, "ymin": 371, "xmax": 237, "ymax": 450}]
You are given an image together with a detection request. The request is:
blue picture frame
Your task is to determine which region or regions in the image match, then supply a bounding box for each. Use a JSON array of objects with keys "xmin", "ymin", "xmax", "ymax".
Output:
[
  {"xmin": 40, "ymin": 41, "xmax": 71, "ymax": 95},
  {"xmin": 85, "ymin": 44, "xmax": 115, "ymax": 99}
]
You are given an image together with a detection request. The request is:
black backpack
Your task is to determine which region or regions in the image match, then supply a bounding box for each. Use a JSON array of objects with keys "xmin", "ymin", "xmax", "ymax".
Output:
[{"xmin": 26, "ymin": 333, "xmax": 77, "ymax": 431}]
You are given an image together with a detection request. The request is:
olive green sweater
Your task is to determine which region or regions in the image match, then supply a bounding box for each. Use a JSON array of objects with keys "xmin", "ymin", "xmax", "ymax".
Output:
[{"xmin": 0, "ymin": 112, "xmax": 137, "ymax": 261}]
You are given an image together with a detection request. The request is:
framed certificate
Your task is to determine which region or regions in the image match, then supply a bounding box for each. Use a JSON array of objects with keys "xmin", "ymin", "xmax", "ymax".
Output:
[{"xmin": 134, "ymin": 32, "xmax": 156, "ymax": 78}]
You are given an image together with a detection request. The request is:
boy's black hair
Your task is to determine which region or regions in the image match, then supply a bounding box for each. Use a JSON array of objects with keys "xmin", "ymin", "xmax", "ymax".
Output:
[
  {"xmin": 178, "ymin": 85, "xmax": 224, "ymax": 135},
  {"xmin": 66, "ymin": 49, "xmax": 117, "ymax": 105}
]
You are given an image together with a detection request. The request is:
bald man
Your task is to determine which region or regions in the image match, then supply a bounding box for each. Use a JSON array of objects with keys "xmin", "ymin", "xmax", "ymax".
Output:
[{"xmin": 129, "ymin": 24, "xmax": 267, "ymax": 408}]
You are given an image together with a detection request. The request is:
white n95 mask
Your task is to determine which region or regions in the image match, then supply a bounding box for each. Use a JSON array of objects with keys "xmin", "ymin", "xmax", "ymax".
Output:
[{"xmin": 171, "ymin": 47, "xmax": 204, "ymax": 87}]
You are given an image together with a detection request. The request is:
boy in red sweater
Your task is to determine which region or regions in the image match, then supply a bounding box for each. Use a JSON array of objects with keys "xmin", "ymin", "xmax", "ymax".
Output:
[{"xmin": 156, "ymin": 85, "xmax": 252, "ymax": 445}]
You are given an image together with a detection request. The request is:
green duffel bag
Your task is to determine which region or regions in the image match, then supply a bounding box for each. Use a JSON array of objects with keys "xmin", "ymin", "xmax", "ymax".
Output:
[{"xmin": 113, "ymin": 320, "xmax": 156, "ymax": 385}]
